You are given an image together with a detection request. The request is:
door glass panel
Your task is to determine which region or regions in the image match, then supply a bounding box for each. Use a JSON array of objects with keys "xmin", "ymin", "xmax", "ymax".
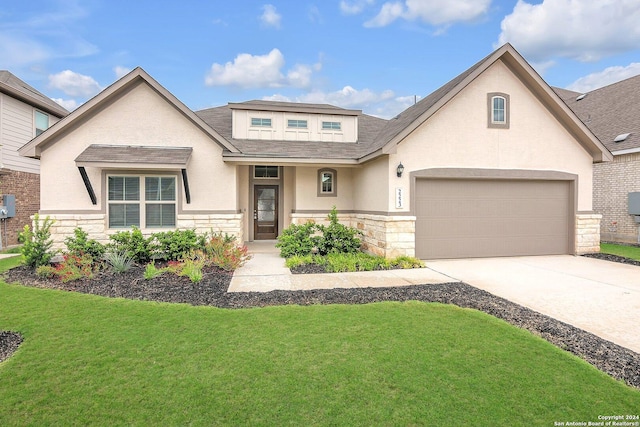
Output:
[{"xmin": 257, "ymin": 188, "xmax": 276, "ymax": 222}]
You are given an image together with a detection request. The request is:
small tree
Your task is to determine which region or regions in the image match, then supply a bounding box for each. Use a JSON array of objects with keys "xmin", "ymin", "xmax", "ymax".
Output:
[{"xmin": 19, "ymin": 214, "xmax": 55, "ymax": 268}]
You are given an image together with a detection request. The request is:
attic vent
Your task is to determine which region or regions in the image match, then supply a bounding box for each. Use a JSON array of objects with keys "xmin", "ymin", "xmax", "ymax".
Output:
[
  {"xmin": 614, "ymin": 133, "xmax": 631, "ymax": 143},
  {"xmin": 576, "ymin": 94, "xmax": 587, "ymax": 101}
]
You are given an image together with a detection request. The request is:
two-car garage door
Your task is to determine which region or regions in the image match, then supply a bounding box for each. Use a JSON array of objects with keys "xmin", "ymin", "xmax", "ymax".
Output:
[{"xmin": 415, "ymin": 179, "xmax": 572, "ymax": 259}]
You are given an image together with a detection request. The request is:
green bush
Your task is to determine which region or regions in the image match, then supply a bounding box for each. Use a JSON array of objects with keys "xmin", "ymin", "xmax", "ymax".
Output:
[
  {"xmin": 35, "ymin": 265, "xmax": 57, "ymax": 279},
  {"xmin": 276, "ymin": 222, "xmax": 320, "ymax": 258},
  {"xmin": 284, "ymin": 254, "xmax": 315, "ymax": 269},
  {"xmin": 153, "ymin": 229, "xmax": 205, "ymax": 261},
  {"xmin": 392, "ymin": 256, "xmax": 424, "ymax": 269},
  {"xmin": 108, "ymin": 227, "xmax": 156, "ymax": 264},
  {"xmin": 316, "ymin": 207, "xmax": 362, "ymax": 256},
  {"xmin": 19, "ymin": 214, "xmax": 55, "ymax": 268},
  {"xmin": 64, "ymin": 228, "xmax": 106, "ymax": 262}
]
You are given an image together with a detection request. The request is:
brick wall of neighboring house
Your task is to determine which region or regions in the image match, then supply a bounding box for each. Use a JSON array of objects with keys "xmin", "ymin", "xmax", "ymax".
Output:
[
  {"xmin": 0, "ymin": 170, "xmax": 40, "ymax": 247},
  {"xmin": 593, "ymin": 153, "xmax": 640, "ymax": 243}
]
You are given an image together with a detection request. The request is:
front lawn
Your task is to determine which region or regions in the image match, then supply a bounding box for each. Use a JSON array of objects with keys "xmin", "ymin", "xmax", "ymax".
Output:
[
  {"xmin": 1, "ymin": 277, "xmax": 638, "ymax": 425},
  {"xmin": 600, "ymin": 242, "xmax": 640, "ymax": 261}
]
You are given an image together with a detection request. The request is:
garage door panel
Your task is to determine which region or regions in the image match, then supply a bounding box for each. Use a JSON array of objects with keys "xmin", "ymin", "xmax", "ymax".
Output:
[{"xmin": 415, "ymin": 179, "xmax": 572, "ymax": 259}]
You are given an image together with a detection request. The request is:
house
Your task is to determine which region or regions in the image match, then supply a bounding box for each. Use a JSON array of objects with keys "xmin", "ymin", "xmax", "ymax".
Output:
[
  {"xmin": 19, "ymin": 44, "xmax": 611, "ymax": 259},
  {"xmin": 555, "ymin": 77, "xmax": 640, "ymax": 244},
  {"xmin": 0, "ymin": 71, "xmax": 68, "ymax": 246}
]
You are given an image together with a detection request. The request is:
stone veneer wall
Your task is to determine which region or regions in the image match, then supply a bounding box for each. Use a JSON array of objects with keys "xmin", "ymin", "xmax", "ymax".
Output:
[
  {"xmin": 593, "ymin": 153, "xmax": 640, "ymax": 243},
  {"xmin": 36, "ymin": 213, "xmax": 244, "ymax": 251},
  {"xmin": 575, "ymin": 213, "xmax": 602, "ymax": 255},
  {"xmin": 290, "ymin": 212, "xmax": 416, "ymax": 258},
  {"xmin": 0, "ymin": 170, "xmax": 40, "ymax": 246}
]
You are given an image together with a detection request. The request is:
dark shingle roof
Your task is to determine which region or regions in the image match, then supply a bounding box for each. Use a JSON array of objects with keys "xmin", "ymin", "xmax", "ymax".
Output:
[
  {"xmin": 0, "ymin": 70, "xmax": 68, "ymax": 117},
  {"xmin": 196, "ymin": 105, "xmax": 387, "ymax": 160},
  {"xmin": 555, "ymin": 75, "xmax": 640, "ymax": 152}
]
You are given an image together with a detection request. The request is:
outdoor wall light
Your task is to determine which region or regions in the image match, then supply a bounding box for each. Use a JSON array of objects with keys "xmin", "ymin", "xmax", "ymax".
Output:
[{"xmin": 396, "ymin": 162, "xmax": 405, "ymax": 177}]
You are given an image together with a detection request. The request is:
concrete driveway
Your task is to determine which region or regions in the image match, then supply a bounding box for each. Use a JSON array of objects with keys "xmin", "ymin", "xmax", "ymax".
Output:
[{"xmin": 426, "ymin": 255, "xmax": 640, "ymax": 354}]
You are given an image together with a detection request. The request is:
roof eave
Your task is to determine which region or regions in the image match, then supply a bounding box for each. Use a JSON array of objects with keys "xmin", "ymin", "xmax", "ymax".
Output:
[{"xmin": 0, "ymin": 81, "xmax": 69, "ymax": 118}]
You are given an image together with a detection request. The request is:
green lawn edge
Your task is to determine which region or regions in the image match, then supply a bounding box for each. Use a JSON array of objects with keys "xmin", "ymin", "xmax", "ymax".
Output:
[{"xmin": 1, "ymin": 279, "xmax": 638, "ymax": 426}]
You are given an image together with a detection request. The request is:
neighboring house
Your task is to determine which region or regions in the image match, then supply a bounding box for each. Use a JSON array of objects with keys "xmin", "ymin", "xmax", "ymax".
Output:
[
  {"xmin": 19, "ymin": 44, "xmax": 611, "ymax": 259},
  {"xmin": 555, "ymin": 77, "xmax": 640, "ymax": 244},
  {"xmin": 0, "ymin": 71, "xmax": 68, "ymax": 246}
]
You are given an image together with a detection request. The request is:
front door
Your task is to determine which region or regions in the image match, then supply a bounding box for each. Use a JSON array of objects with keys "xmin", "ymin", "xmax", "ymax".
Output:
[{"xmin": 254, "ymin": 185, "xmax": 278, "ymax": 240}]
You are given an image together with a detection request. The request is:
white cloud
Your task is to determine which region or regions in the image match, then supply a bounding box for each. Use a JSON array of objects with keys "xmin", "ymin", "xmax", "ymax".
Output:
[
  {"xmin": 567, "ymin": 63, "xmax": 640, "ymax": 93},
  {"xmin": 114, "ymin": 66, "xmax": 131, "ymax": 79},
  {"xmin": 497, "ymin": 0, "xmax": 640, "ymax": 63},
  {"xmin": 260, "ymin": 4, "xmax": 281, "ymax": 29},
  {"xmin": 263, "ymin": 86, "xmax": 407, "ymax": 118},
  {"xmin": 48, "ymin": 70, "xmax": 102, "ymax": 97},
  {"xmin": 364, "ymin": 0, "xmax": 491, "ymax": 27},
  {"xmin": 340, "ymin": 0, "xmax": 375, "ymax": 15},
  {"xmin": 51, "ymin": 97, "xmax": 80, "ymax": 111},
  {"xmin": 205, "ymin": 49, "xmax": 318, "ymax": 89}
]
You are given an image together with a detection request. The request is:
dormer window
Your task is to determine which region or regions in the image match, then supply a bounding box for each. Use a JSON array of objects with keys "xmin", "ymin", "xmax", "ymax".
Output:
[
  {"xmin": 287, "ymin": 119, "xmax": 307, "ymax": 129},
  {"xmin": 251, "ymin": 118, "xmax": 272, "ymax": 127},
  {"xmin": 487, "ymin": 93, "xmax": 510, "ymax": 129},
  {"xmin": 322, "ymin": 121, "xmax": 341, "ymax": 130}
]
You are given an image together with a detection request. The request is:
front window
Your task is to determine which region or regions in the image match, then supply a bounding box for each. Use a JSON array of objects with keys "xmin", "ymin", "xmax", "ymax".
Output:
[
  {"xmin": 251, "ymin": 118, "xmax": 272, "ymax": 127},
  {"xmin": 287, "ymin": 119, "xmax": 307, "ymax": 129},
  {"xmin": 108, "ymin": 175, "xmax": 176, "ymax": 228},
  {"xmin": 317, "ymin": 168, "xmax": 337, "ymax": 197},
  {"xmin": 322, "ymin": 121, "xmax": 341, "ymax": 130},
  {"xmin": 35, "ymin": 110, "xmax": 49, "ymax": 136},
  {"xmin": 487, "ymin": 93, "xmax": 510, "ymax": 129},
  {"xmin": 254, "ymin": 165, "xmax": 279, "ymax": 179}
]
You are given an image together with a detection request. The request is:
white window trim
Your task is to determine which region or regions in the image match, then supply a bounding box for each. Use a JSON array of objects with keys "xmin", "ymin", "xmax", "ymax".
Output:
[
  {"xmin": 107, "ymin": 174, "xmax": 177, "ymax": 229},
  {"xmin": 251, "ymin": 117, "xmax": 272, "ymax": 127}
]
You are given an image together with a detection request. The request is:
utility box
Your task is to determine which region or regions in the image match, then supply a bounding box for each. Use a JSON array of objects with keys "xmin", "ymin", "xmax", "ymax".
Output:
[
  {"xmin": 2, "ymin": 195, "xmax": 15, "ymax": 218},
  {"xmin": 628, "ymin": 193, "xmax": 640, "ymax": 222},
  {"xmin": 0, "ymin": 206, "xmax": 7, "ymax": 219}
]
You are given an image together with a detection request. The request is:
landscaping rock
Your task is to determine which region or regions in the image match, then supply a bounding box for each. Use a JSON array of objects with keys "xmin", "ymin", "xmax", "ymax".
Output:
[{"xmin": 0, "ymin": 331, "xmax": 23, "ymax": 363}]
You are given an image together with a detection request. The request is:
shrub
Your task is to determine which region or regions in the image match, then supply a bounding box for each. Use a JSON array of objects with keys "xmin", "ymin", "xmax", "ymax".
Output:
[
  {"xmin": 153, "ymin": 229, "xmax": 204, "ymax": 261},
  {"xmin": 316, "ymin": 207, "xmax": 362, "ymax": 256},
  {"xmin": 35, "ymin": 265, "xmax": 57, "ymax": 279},
  {"xmin": 204, "ymin": 233, "xmax": 250, "ymax": 271},
  {"xmin": 276, "ymin": 222, "xmax": 320, "ymax": 258},
  {"xmin": 19, "ymin": 214, "xmax": 55, "ymax": 268},
  {"xmin": 284, "ymin": 254, "xmax": 315, "ymax": 269},
  {"xmin": 143, "ymin": 263, "xmax": 165, "ymax": 280},
  {"xmin": 392, "ymin": 256, "xmax": 424, "ymax": 269},
  {"xmin": 108, "ymin": 227, "xmax": 156, "ymax": 264},
  {"xmin": 64, "ymin": 228, "xmax": 106, "ymax": 262},
  {"xmin": 105, "ymin": 251, "xmax": 135, "ymax": 273},
  {"xmin": 54, "ymin": 254, "xmax": 95, "ymax": 282},
  {"xmin": 179, "ymin": 258, "xmax": 204, "ymax": 283}
]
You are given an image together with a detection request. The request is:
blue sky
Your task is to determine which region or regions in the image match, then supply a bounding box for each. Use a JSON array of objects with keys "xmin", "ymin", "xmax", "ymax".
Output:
[{"xmin": 3, "ymin": 0, "xmax": 640, "ymax": 118}]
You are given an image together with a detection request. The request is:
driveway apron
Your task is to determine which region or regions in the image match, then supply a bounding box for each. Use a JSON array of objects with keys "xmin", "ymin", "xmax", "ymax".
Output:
[{"xmin": 426, "ymin": 255, "xmax": 640, "ymax": 354}]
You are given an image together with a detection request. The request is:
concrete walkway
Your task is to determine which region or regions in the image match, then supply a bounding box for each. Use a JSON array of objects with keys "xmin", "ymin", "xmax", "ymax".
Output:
[{"xmin": 228, "ymin": 241, "xmax": 454, "ymax": 292}]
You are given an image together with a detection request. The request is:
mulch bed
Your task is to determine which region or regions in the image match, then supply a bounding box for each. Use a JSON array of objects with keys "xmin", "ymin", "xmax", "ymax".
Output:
[{"xmin": 2, "ymin": 259, "xmax": 639, "ymax": 389}]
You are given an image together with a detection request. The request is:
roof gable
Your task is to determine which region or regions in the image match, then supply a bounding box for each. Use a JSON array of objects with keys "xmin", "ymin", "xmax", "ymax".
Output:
[
  {"xmin": 19, "ymin": 67, "xmax": 238, "ymax": 159},
  {"xmin": 366, "ymin": 43, "xmax": 611, "ymax": 163}
]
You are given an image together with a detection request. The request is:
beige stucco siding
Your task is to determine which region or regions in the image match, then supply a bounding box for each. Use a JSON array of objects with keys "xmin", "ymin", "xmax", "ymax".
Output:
[
  {"xmin": 390, "ymin": 60, "xmax": 594, "ymax": 212},
  {"xmin": 352, "ymin": 156, "xmax": 389, "ymax": 213},
  {"xmin": 293, "ymin": 166, "xmax": 354, "ymax": 211},
  {"xmin": 39, "ymin": 81, "xmax": 236, "ymax": 214}
]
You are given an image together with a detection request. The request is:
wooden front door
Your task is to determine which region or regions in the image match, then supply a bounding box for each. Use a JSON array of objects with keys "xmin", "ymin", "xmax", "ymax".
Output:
[{"xmin": 254, "ymin": 185, "xmax": 278, "ymax": 240}]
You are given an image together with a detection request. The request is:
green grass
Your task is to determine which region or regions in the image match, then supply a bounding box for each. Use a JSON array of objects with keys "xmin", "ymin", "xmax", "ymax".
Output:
[
  {"xmin": 1, "ymin": 263, "xmax": 638, "ymax": 425},
  {"xmin": 601, "ymin": 242, "xmax": 640, "ymax": 261}
]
